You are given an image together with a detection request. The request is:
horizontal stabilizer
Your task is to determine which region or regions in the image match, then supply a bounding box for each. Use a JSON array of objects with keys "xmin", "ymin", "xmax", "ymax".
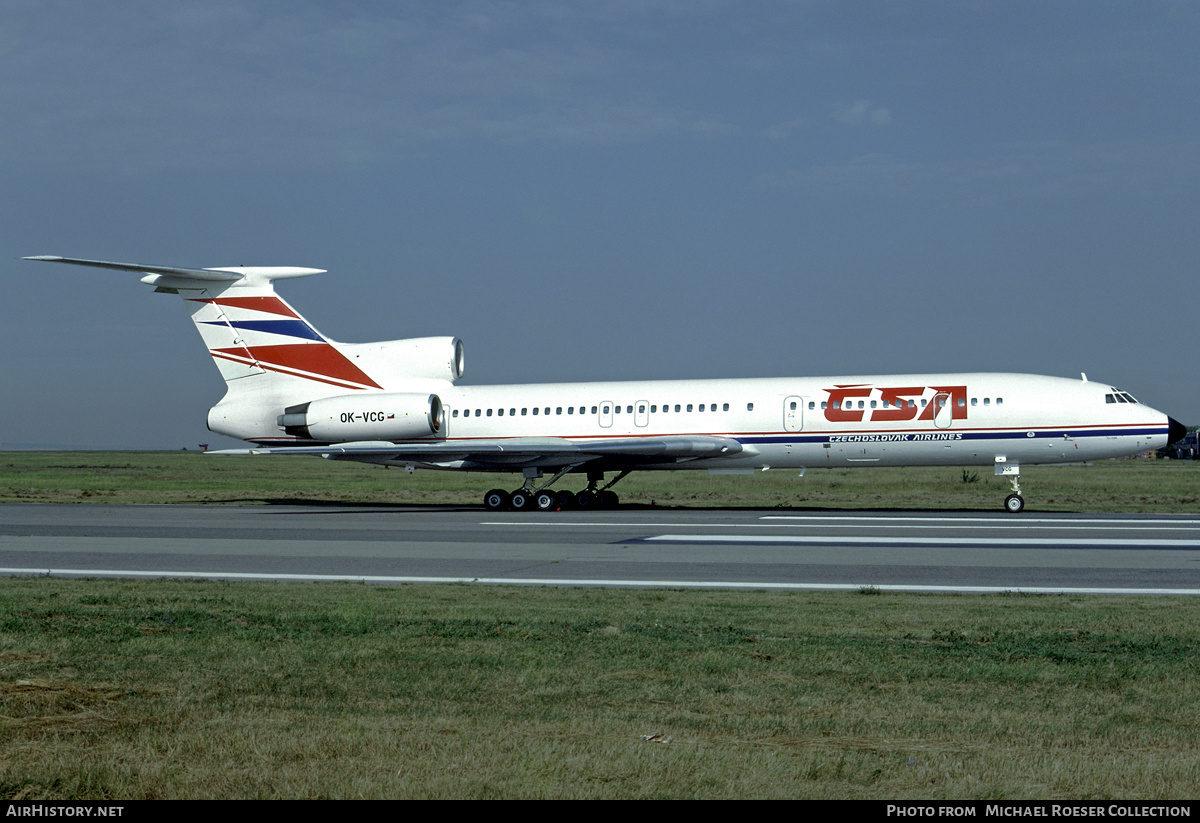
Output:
[
  {"xmin": 25, "ymin": 256, "xmax": 243, "ymax": 281},
  {"xmin": 23, "ymin": 256, "xmax": 325, "ymax": 284}
]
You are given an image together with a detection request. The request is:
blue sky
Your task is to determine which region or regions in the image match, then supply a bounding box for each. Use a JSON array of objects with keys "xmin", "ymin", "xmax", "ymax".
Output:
[{"xmin": 2, "ymin": 1, "xmax": 1197, "ymax": 448}]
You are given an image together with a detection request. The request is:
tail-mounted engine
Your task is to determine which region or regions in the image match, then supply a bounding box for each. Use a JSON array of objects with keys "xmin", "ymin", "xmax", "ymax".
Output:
[
  {"xmin": 340, "ymin": 337, "xmax": 465, "ymax": 384},
  {"xmin": 279, "ymin": 393, "xmax": 442, "ymax": 442}
]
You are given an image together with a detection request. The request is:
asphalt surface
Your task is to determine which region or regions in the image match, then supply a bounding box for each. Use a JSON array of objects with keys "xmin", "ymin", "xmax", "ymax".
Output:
[{"xmin": 3, "ymin": 503, "xmax": 1200, "ymax": 593}]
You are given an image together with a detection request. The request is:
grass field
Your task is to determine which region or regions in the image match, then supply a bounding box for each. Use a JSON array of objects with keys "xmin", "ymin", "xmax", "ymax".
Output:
[
  {"xmin": 1, "ymin": 450, "xmax": 1197, "ymax": 511},
  {"xmin": 2, "ymin": 452, "xmax": 1198, "ymax": 798},
  {"xmin": 3, "ymin": 579, "xmax": 1200, "ymax": 799}
]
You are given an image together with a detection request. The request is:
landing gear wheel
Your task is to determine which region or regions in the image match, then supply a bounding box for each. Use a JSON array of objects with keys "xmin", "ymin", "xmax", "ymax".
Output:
[
  {"xmin": 554, "ymin": 490, "xmax": 576, "ymax": 510},
  {"xmin": 509, "ymin": 489, "xmax": 532, "ymax": 510},
  {"xmin": 598, "ymin": 490, "xmax": 619, "ymax": 508},
  {"xmin": 534, "ymin": 490, "xmax": 557, "ymax": 511},
  {"xmin": 484, "ymin": 489, "xmax": 510, "ymax": 511},
  {"xmin": 1004, "ymin": 494, "xmax": 1025, "ymax": 514},
  {"xmin": 575, "ymin": 490, "xmax": 596, "ymax": 509}
]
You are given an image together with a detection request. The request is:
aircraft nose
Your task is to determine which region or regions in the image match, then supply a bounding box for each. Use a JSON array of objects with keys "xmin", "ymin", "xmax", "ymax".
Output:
[{"xmin": 1168, "ymin": 417, "xmax": 1187, "ymax": 445}]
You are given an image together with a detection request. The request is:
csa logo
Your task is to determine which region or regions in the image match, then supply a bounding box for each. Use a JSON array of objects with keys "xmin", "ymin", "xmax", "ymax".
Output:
[{"xmin": 824, "ymin": 385, "xmax": 968, "ymax": 423}]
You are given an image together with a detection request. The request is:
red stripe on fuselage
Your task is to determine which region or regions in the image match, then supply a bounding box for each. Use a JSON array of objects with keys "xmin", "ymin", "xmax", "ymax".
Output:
[
  {"xmin": 212, "ymin": 343, "xmax": 382, "ymax": 389},
  {"xmin": 189, "ymin": 297, "xmax": 300, "ymax": 318},
  {"xmin": 210, "ymin": 351, "xmax": 375, "ymax": 391}
]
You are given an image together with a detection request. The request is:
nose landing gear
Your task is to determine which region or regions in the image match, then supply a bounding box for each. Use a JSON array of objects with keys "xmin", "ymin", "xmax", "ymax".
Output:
[
  {"xmin": 1004, "ymin": 488, "xmax": 1025, "ymax": 513},
  {"xmin": 996, "ymin": 458, "xmax": 1024, "ymax": 513}
]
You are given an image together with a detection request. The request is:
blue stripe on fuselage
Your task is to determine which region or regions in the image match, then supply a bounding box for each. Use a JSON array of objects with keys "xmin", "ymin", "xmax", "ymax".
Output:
[
  {"xmin": 739, "ymin": 425, "xmax": 1167, "ymax": 446},
  {"xmin": 202, "ymin": 319, "xmax": 323, "ymax": 341}
]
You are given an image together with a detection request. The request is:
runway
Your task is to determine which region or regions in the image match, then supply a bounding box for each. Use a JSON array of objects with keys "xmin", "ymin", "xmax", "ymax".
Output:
[{"xmin": 3, "ymin": 503, "xmax": 1200, "ymax": 594}]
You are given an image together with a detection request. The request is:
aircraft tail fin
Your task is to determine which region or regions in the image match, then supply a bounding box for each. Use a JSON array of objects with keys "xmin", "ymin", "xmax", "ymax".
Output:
[
  {"xmin": 26, "ymin": 256, "xmax": 464, "ymax": 442},
  {"xmin": 24, "ymin": 255, "xmax": 384, "ymax": 392},
  {"xmin": 171, "ymin": 269, "xmax": 387, "ymax": 393}
]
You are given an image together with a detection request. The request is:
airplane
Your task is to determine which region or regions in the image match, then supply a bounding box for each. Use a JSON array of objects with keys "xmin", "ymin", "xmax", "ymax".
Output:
[{"xmin": 25, "ymin": 255, "xmax": 1186, "ymax": 513}]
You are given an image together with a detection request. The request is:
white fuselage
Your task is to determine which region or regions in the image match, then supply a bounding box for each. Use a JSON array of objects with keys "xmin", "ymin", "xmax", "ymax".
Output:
[
  {"xmin": 359, "ymin": 372, "xmax": 1169, "ymax": 472},
  {"xmin": 24, "ymin": 256, "xmax": 1175, "ymax": 487}
]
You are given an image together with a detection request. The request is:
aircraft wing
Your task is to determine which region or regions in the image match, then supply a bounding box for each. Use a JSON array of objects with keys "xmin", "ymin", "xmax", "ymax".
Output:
[{"xmin": 211, "ymin": 435, "xmax": 744, "ymax": 469}]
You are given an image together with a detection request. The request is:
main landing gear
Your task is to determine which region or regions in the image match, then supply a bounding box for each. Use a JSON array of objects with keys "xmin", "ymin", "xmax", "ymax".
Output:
[{"xmin": 483, "ymin": 470, "xmax": 630, "ymax": 512}]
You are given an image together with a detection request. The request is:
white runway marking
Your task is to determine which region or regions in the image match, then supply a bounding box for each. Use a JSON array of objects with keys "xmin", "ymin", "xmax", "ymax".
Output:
[
  {"xmin": 761, "ymin": 516, "xmax": 1200, "ymax": 531},
  {"xmin": 484, "ymin": 517, "xmax": 1200, "ymax": 532},
  {"xmin": 645, "ymin": 534, "xmax": 1200, "ymax": 547},
  {"xmin": 761, "ymin": 515, "xmax": 1200, "ymax": 526},
  {"xmin": 3, "ymin": 567, "xmax": 1199, "ymax": 595}
]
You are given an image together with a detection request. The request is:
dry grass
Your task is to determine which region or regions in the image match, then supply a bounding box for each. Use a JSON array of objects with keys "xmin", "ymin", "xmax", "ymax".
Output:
[
  {"xmin": 3, "ymin": 452, "xmax": 1198, "ymax": 797},
  {"xmin": 0, "ymin": 450, "xmax": 1196, "ymax": 511},
  {"xmin": 3, "ymin": 580, "xmax": 1199, "ymax": 799}
]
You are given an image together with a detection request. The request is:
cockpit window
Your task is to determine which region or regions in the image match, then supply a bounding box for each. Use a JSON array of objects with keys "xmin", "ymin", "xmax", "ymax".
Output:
[{"xmin": 1108, "ymin": 388, "xmax": 1138, "ymax": 404}]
